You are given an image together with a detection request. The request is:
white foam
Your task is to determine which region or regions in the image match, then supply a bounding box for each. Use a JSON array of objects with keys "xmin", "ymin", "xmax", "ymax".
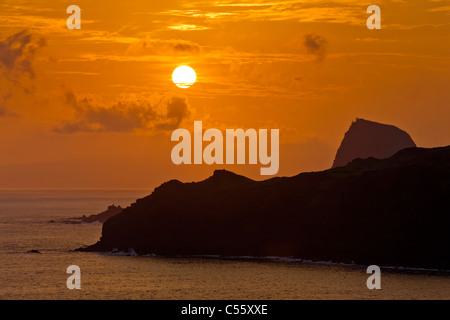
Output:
[{"xmin": 106, "ymin": 247, "xmax": 138, "ymax": 256}]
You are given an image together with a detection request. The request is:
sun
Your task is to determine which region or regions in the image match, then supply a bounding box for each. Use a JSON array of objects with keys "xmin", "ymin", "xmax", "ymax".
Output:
[{"xmin": 172, "ymin": 66, "xmax": 196, "ymax": 88}]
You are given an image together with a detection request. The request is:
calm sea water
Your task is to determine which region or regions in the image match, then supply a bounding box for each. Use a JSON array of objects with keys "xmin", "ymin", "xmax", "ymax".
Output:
[{"xmin": 0, "ymin": 189, "xmax": 449, "ymax": 300}]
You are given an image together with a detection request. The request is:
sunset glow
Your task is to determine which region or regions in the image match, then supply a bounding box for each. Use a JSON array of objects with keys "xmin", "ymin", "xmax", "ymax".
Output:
[{"xmin": 0, "ymin": 0, "xmax": 448, "ymax": 189}]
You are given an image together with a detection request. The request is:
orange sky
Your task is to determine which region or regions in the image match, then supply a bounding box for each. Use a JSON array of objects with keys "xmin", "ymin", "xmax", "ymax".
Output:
[{"xmin": 0, "ymin": 0, "xmax": 449, "ymax": 188}]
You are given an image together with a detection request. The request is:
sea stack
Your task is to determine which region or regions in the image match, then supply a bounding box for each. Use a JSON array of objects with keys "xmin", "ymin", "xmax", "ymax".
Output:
[{"xmin": 332, "ymin": 118, "xmax": 416, "ymax": 168}]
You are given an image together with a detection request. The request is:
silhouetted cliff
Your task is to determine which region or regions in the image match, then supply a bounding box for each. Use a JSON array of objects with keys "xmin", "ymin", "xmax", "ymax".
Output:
[
  {"xmin": 332, "ymin": 118, "xmax": 416, "ymax": 168},
  {"xmin": 79, "ymin": 146, "xmax": 450, "ymax": 269}
]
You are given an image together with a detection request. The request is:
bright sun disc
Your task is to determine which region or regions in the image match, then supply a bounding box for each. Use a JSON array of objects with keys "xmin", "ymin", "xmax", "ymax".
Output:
[{"xmin": 172, "ymin": 66, "xmax": 196, "ymax": 88}]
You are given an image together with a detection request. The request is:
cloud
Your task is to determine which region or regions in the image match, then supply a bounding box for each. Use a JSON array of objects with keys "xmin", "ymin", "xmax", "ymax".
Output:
[
  {"xmin": 168, "ymin": 24, "xmax": 209, "ymax": 31},
  {"xmin": 0, "ymin": 30, "xmax": 46, "ymax": 79},
  {"xmin": 0, "ymin": 30, "xmax": 46, "ymax": 116},
  {"xmin": 155, "ymin": 96, "xmax": 191, "ymax": 130},
  {"xmin": 126, "ymin": 38, "xmax": 202, "ymax": 56},
  {"xmin": 302, "ymin": 33, "xmax": 328, "ymax": 62},
  {"xmin": 54, "ymin": 90, "xmax": 191, "ymax": 134},
  {"xmin": 164, "ymin": 1, "xmax": 363, "ymax": 25},
  {"xmin": 285, "ymin": 32, "xmax": 328, "ymax": 63}
]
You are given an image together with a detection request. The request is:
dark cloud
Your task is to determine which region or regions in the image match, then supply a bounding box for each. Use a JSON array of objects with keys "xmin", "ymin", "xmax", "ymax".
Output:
[
  {"xmin": 127, "ymin": 38, "xmax": 201, "ymax": 56},
  {"xmin": 54, "ymin": 90, "xmax": 191, "ymax": 134},
  {"xmin": 0, "ymin": 30, "xmax": 46, "ymax": 116},
  {"xmin": 164, "ymin": 96, "xmax": 190, "ymax": 127},
  {"xmin": 303, "ymin": 33, "xmax": 328, "ymax": 62},
  {"xmin": 0, "ymin": 30, "xmax": 46, "ymax": 78}
]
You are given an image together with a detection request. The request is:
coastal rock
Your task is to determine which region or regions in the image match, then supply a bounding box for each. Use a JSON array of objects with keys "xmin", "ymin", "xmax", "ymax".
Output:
[
  {"xmin": 79, "ymin": 205, "xmax": 123, "ymax": 223},
  {"xmin": 332, "ymin": 118, "xmax": 416, "ymax": 168},
  {"xmin": 53, "ymin": 204, "xmax": 122, "ymax": 224}
]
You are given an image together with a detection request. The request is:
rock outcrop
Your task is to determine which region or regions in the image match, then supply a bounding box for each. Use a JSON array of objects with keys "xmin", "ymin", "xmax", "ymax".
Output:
[
  {"xmin": 332, "ymin": 118, "xmax": 416, "ymax": 168},
  {"xmin": 54, "ymin": 205, "xmax": 122, "ymax": 224}
]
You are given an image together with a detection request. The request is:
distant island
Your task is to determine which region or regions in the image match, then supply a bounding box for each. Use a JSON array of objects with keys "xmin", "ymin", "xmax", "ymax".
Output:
[
  {"xmin": 78, "ymin": 145, "xmax": 450, "ymax": 269},
  {"xmin": 51, "ymin": 205, "xmax": 122, "ymax": 224}
]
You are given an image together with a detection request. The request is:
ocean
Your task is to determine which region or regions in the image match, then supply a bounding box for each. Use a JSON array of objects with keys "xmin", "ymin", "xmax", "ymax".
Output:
[{"xmin": 0, "ymin": 189, "xmax": 448, "ymax": 300}]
